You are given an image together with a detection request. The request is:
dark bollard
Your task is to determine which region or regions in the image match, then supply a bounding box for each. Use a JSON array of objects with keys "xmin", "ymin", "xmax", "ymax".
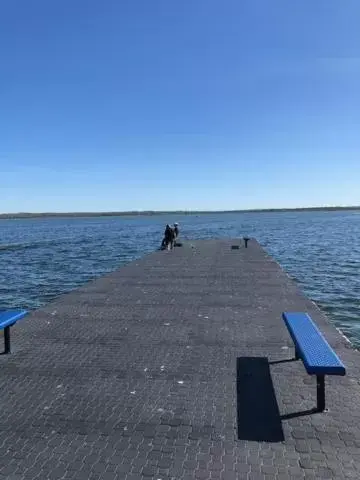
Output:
[{"xmin": 244, "ymin": 237, "xmax": 250, "ymax": 248}]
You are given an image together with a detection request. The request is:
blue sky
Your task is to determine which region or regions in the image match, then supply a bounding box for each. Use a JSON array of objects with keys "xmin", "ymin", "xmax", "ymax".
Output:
[{"xmin": 1, "ymin": 0, "xmax": 360, "ymax": 212}]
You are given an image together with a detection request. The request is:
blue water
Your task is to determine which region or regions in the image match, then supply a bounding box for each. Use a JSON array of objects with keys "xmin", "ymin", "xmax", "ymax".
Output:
[{"xmin": 1, "ymin": 212, "xmax": 360, "ymax": 346}]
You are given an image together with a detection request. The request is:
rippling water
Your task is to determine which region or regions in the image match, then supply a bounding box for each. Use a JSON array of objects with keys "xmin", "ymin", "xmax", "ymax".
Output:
[{"xmin": 1, "ymin": 212, "xmax": 360, "ymax": 346}]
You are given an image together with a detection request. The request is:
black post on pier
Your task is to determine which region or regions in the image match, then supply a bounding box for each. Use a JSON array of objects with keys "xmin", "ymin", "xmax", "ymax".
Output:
[
  {"xmin": 243, "ymin": 237, "xmax": 250, "ymax": 248},
  {"xmin": 317, "ymin": 375, "xmax": 326, "ymax": 412},
  {"xmin": 4, "ymin": 326, "xmax": 11, "ymax": 354}
]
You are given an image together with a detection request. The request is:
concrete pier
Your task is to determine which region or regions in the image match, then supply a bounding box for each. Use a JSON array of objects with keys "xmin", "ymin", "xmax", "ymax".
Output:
[{"xmin": 1, "ymin": 239, "xmax": 360, "ymax": 480}]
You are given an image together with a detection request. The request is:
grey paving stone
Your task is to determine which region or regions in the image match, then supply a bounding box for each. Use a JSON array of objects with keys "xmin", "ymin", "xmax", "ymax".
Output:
[
  {"xmin": 141, "ymin": 465, "xmax": 157, "ymax": 477},
  {"xmin": 248, "ymin": 473, "xmax": 266, "ymax": 480},
  {"xmin": 220, "ymin": 472, "xmax": 238, "ymax": 480},
  {"xmin": 235, "ymin": 463, "xmax": 250, "ymax": 473},
  {"xmin": 195, "ymin": 470, "xmax": 211, "ymax": 479},
  {"xmin": 261, "ymin": 465, "xmax": 278, "ymax": 475},
  {"xmin": 100, "ymin": 473, "xmax": 117, "ymax": 480}
]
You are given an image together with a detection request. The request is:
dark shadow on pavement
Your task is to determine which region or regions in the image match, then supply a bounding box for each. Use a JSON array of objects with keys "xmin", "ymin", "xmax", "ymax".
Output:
[
  {"xmin": 281, "ymin": 408, "xmax": 319, "ymax": 420},
  {"xmin": 237, "ymin": 357, "xmax": 285, "ymax": 442},
  {"xmin": 269, "ymin": 358, "xmax": 297, "ymax": 365}
]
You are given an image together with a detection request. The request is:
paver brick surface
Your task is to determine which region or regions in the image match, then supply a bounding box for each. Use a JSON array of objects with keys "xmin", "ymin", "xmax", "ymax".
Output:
[{"xmin": 1, "ymin": 239, "xmax": 360, "ymax": 479}]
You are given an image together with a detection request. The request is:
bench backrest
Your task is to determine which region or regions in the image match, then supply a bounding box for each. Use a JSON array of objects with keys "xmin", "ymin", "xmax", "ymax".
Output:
[
  {"xmin": 283, "ymin": 312, "xmax": 346, "ymax": 376},
  {"xmin": 0, "ymin": 310, "xmax": 28, "ymax": 329}
]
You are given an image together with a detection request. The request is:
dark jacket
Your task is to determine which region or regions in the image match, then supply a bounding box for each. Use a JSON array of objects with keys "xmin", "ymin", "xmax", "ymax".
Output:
[{"xmin": 164, "ymin": 225, "xmax": 173, "ymax": 241}]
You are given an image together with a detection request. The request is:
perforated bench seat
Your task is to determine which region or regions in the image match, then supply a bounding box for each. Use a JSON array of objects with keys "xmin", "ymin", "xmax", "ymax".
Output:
[
  {"xmin": 0, "ymin": 310, "xmax": 28, "ymax": 354},
  {"xmin": 282, "ymin": 312, "xmax": 346, "ymax": 411}
]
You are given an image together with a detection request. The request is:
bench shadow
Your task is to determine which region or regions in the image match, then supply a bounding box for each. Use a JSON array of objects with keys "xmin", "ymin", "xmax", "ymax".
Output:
[
  {"xmin": 281, "ymin": 408, "xmax": 318, "ymax": 420},
  {"xmin": 268, "ymin": 358, "xmax": 297, "ymax": 365},
  {"xmin": 237, "ymin": 357, "xmax": 321, "ymax": 437},
  {"xmin": 236, "ymin": 357, "xmax": 284, "ymax": 442}
]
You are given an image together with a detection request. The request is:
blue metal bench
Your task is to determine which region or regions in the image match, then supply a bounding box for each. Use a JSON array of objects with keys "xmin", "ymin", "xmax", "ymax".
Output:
[
  {"xmin": 0, "ymin": 310, "xmax": 28, "ymax": 354},
  {"xmin": 282, "ymin": 312, "xmax": 346, "ymax": 411}
]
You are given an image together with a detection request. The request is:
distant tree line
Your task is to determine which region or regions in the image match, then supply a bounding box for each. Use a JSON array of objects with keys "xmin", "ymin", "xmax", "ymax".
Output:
[{"xmin": 0, "ymin": 206, "xmax": 360, "ymax": 219}]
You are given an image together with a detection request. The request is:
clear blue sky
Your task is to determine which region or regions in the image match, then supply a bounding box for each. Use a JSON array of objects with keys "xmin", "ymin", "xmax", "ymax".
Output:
[{"xmin": 1, "ymin": 0, "xmax": 360, "ymax": 212}]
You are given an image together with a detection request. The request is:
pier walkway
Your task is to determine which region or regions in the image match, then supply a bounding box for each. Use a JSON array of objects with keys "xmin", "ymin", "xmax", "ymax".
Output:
[{"xmin": 1, "ymin": 239, "xmax": 360, "ymax": 480}]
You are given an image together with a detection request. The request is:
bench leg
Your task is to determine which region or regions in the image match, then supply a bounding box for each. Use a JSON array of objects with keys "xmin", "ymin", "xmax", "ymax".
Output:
[
  {"xmin": 4, "ymin": 326, "xmax": 11, "ymax": 354},
  {"xmin": 316, "ymin": 375, "xmax": 325, "ymax": 412}
]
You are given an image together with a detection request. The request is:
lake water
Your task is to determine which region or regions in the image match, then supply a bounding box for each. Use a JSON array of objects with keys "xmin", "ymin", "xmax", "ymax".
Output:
[{"xmin": 1, "ymin": 212, "xmax": 360, "ymax": 346}]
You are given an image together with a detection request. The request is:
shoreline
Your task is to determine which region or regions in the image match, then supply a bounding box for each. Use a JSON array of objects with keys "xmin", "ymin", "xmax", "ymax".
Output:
[{"xmin": 1, "ymin": 205, "xmax": 360, "ymax": 219}]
